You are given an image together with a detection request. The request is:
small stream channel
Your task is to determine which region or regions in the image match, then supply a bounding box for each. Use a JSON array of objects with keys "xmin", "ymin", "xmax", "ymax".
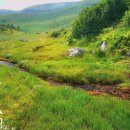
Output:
[
  {"xmin": 0, "ymin": 60, "xmax": 14, "ymax": 67},
  {"xmin": 0, "ymin": 59, "xmax": 130, "ymax": 100}
]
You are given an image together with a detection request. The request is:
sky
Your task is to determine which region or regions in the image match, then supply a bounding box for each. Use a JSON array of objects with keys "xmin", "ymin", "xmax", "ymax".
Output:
[{"xmin": 0, "ymin": 0, "xmax": 82, "ymax": 10}]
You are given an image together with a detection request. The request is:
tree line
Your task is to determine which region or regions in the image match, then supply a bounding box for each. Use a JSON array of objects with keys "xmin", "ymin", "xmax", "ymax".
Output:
[{"xmin": 0, "ymin": 24, "xmax": 20, "ymax": 31}]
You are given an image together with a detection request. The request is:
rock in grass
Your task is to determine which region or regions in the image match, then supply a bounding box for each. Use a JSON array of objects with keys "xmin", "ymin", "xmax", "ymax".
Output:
[
  {"xmin": 68, "ymin": 48, "xmax": 85, "ymax": 57},
  {"xmin": 100, "ymin": 42, "xmax": 107, "ymax": 51},
  {"xmin": 126, "ymin": 52, "xmax": 130, "ymax": 56},
  {"xmin": 19, "ymin": 39, "xmax": 28, "ymax": 42}
]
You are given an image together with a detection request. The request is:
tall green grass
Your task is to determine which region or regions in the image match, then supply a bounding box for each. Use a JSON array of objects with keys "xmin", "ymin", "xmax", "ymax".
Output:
[
  {"xmin": 0, "ymin": 65, "xmax": 130, "ymax": 130},
  {"xmin": 0, "ymin": 29, "xmax": 130, "ymax": 85}
]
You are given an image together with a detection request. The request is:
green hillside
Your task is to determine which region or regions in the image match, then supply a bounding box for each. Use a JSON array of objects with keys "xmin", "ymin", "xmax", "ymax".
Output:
[
  {"xmin": 0, "ymin": 0, "xmax": 100, "ymax": 32},
  {"xmin": 72, "ymin": 0, "xmax": 129, "ymax": 38}
]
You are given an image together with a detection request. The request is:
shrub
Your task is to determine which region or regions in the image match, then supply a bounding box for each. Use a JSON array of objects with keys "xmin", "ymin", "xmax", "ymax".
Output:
[
  {"xmin": 109, "ymin": 34, "xmax": 130, "ymax": 51},
  {"xmin": 67, "ymin": 35, "xmax": 73, "ymax": 45},
  {"xmin": 122, "ymin": 11, "xmax": 130, "ymax": 27},
  {"xmin": 96, "ymin": 50, "xmax": 106, "ymax": 58},
  {"xmin": 51, "ymin": 31, "xmax": 61, "ymax": 38}
]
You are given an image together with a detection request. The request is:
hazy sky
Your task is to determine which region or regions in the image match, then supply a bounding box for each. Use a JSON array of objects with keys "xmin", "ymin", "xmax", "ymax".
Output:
[{"xmin": 0, "ymin": 0, "xmax": 82, "ymax": 10}]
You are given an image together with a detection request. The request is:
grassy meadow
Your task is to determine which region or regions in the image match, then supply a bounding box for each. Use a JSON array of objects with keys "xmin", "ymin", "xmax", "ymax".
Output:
[
  {"xmin": 0, "ymin": 65, "xmax": 130, "ymax": 130},
  {"xmin": 0, "ymin": 28, "xmax": 130, "ymax": 86}
]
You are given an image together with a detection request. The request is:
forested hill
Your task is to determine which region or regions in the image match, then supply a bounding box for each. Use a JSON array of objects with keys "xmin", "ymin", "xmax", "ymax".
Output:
[{"xmin": 72, "ymin": 0, "xmax": 130, "ymax": 38}]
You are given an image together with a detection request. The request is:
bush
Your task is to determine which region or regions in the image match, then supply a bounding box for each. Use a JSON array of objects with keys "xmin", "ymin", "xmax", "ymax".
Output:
[
  {"xmin": 67, "ymin": 35, "xmax": 73, "ymax": 45},
  {"xmin": 96, "ymin": 50, "xmax": 106, "ymax": 58},
  {"xmin": 122, "ymin": 11, "xmax": 130, "ymax": 27},
  {"xmin": 51, "ymin": 31, "xmax": 61, "ymax": 38},
  {"xmin": 109, "ymin": 34, "xmax": 130, "ymax": 51}
]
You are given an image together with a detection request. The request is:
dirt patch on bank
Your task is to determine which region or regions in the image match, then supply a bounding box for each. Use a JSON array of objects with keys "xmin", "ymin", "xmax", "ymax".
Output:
[
  {"xmin": 48, "ymin": 79, "xmax": 130, "ymax": 100},
  {"xmin": 82, "ymin": 84, "xmax": 130, "ymax": 100}
]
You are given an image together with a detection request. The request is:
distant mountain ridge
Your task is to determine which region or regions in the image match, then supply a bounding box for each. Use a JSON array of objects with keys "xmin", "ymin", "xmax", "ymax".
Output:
[
  {"xmin": 20, "ymin": 2, "xmax": 81, "ymax": 14},
  {"xmin": 0, "ymin": 1, "xmax": 97, "ymax": 15},
  {"xmin": 0, "ymin": 9, "xmax": 16, "ymax": 15},
  {"xmin": 0, "ymin": 1, "xmax": 84, "ymax": 15}
]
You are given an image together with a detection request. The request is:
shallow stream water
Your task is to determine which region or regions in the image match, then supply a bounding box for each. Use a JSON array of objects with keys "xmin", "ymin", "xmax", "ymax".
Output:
[{"xmin": 0, "ymin": 60, "xmax": 14, "ymax": 67}]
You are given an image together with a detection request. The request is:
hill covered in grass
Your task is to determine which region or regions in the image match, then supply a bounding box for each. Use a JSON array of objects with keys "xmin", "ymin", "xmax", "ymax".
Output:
[{"xmin": 0, "ymin": 0, "xmax": 100, "ymax": 32}]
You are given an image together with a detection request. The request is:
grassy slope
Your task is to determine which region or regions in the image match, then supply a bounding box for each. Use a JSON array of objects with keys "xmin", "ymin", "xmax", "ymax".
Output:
[
  {"xmin": 20, "ymin": 15, "xmax": 76, "ymax": 32},
  {"xmin": 0, "ymin": 27, "xmax": 130, "ymax": 86},
  {"xmin": 0, "ymin": 0, "xmax": 100, "ymax": 32},
  {"xmin": 0, "ymin": 65, "xmax": 130, "ymax": 130}
]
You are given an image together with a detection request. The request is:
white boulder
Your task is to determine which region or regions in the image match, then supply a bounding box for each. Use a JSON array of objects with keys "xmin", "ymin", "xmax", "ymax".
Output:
[
  {"xmin": 68, "ymin": 48, "xmax": 85, "ymax": 57},
  {"xmin": 100, "ymin": 42, "xmax": 107, "ymax": 51},
  {"xmin": 126, "ymin": 52, "xmax": 130, "ymax": 56}
]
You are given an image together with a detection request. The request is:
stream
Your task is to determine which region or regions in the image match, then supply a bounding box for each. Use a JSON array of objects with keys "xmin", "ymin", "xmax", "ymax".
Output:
[
  {"xmin": 0, "ymin": 60, "xmax": 130, "ymax": 100},
  {"xmin": 0, "ymin": 60, "xmax": 14, "ymax": 67}
]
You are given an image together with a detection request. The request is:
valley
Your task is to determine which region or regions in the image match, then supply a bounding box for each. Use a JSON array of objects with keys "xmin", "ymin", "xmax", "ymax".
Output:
[{"xmin": 0, "ymin": 0, "xmax": 130, "ymax": 130}]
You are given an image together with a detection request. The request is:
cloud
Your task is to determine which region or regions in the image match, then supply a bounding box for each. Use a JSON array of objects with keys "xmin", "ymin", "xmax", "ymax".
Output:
[{"xmin": 0, "ymin": 0, "xmax": 82, "ymax": 10}]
